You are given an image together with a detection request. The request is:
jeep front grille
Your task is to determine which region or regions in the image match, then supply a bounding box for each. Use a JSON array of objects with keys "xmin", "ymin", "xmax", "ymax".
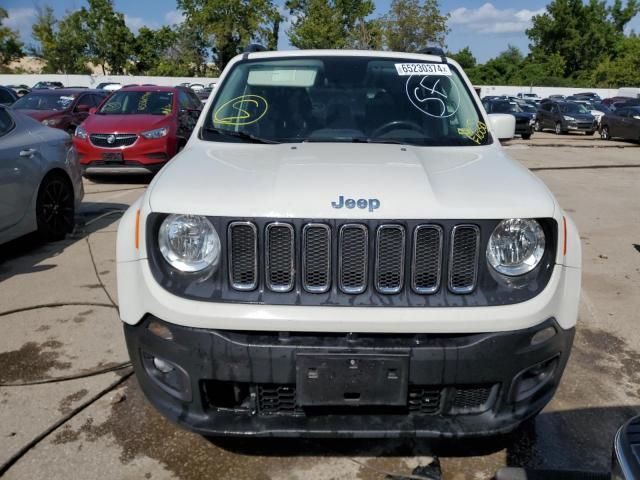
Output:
[{"xmin": 227, "ymin": 221, "xmax": 482, "ymax": 296}]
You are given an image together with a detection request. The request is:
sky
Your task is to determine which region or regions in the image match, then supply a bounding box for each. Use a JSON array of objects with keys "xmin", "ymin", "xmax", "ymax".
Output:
[{"xmin": 4, "ymin": 0, "xmax": 640, "ymax": 63}]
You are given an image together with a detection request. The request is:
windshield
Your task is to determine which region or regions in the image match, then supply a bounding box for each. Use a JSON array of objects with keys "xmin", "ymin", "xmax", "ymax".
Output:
[
  {"xmin": 203, "ymin": 56, "xmax": 490, "ymax": 146},
  {"xmin": 519, "ymin": 103, "xmax": 536, "ymax": 113},
  {"xmin": 560, "ymin": 103, "xmax": 589, "ymax": 114},
  {"xmin": 492, "ymin": 101, "xmax": 523, "ymax": 113},
  {"xmin": 13, "ymin": 93, "xmax": 75, "ymax": 111},
  {"xmin": 98, "ymin": 91, "xmax": 174, "ymax": 115}
]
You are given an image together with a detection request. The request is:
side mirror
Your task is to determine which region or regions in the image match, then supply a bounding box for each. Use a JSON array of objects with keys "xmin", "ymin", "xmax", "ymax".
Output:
[
  {"xmin": 89, "ymin": 107, "xmax": 97, "ymax": 115},
  {"xmin": 487, "ymin": 113, "xmax": 516, "ymax": 141}
]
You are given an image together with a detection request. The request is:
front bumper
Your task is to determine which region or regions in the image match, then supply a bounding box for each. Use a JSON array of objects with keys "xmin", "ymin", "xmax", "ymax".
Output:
[
  {"xmin": 82, "ymin": 161, "xmax": 164, "ymax": 175},
  {"xmin": 566, "ymin": 121, "xmax": 596, "ymax": 132},
  {"xmin": 125, "ymin": 316, "xmax": 574, "ymax": 438},
  {"xmin": 74, "ymin": 136, "xmax": 176, "ymax": 168}
]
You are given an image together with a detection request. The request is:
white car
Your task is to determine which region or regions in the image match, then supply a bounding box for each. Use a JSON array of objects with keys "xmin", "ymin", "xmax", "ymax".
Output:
[{"xmin": 116, "ymin": 49, "xmax": 581, "ymax": 438}]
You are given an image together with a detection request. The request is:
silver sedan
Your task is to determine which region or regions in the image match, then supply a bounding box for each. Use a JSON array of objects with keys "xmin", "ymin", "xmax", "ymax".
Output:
[{"xmin": 0, "ymin": 106, "xmax": 84, "ymax": 245}]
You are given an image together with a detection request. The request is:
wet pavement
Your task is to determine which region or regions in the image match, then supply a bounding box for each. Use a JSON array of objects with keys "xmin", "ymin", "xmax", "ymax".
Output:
[{"xmin": 1, "ymin": 133, "xmax": 639, "ymax": 479}]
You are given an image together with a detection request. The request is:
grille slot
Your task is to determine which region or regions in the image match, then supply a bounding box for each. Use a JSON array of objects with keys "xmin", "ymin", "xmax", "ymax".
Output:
[
  {"xmin": 265, "ymin": 223, "xmax": 295, "ymax": 292},
  {"xmin": 412, "ymin": 225, "xmax": 443, "ymax": 294},
  {"xmin": 257, "ymin": 385, "xmax": 300, "ymax": 415},
  {"xmin": 339, "ymin": 224, "xmax": 369, "ymax": 294},
  {"xmin": 302, "ymin": 224, "xmax": 331, "ymax": 293},
  {"xmin": 89, "ymin": 133, "xmax": 137, "ymax": 148},
  {"xmin": 448, "ymin": 225, "xmax": 480, "ymax": 294},
  {"xmin": 408, "ymin": 387, "xmax": 441, "ymax": 414},
  {"xmin": 375, "ymin": 225, "xmax": 405, "ymax": 294},
  {"xmin": 451, "ymin": 385, "xmax": 495, "ymax": 413},
  {"xmin": 228, "ymin": 222, "xmax": 258, "ymax": 291}
]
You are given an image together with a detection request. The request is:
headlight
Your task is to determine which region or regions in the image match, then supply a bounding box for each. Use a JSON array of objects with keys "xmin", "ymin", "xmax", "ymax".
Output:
[
  {"xmin": 487, "ymin": 219, "xmax": 546, "ymax": 276},
  {"xmin": 142, "ymin": 127, "xmax": 169, "ymax": 139},
  {"xmin": 563, "ymin": 116, "xmax": 575, "ymax": 121},
  {"xmin": 75, "ymin": 125, "xmax": 88, "ymax": 139},
  {"xmin": 529, "ymin": 117, "xmax": 535, "ymax": 125},
  {"xmin": 42, "ymin": 118, "xmax": 60, "ymax": 126},
  {"xmin": 158, "ymin": 214, "xmax": 221, "ymax": 272}
]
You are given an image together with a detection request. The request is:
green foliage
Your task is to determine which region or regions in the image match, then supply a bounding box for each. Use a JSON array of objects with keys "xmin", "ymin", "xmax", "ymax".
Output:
[
  {"xmin": 380, "ymin": 0, "xmax": 449, "ymax": 52},
  {"xmin": 84, "ymin": 0, "xmax": 135, "ymax": 74},
  {"xmin": 178, "ymin": 0, "xmax": 280, "ymax": 70},
  {"xmin": 591, "ymin": 35, "xmax": 640, "ymax": 87},
  {"xmin": 0, "ymin": 7, "xmax": 24, "ymax": 68},
  {"xmin": 448, "ymin": 47, "xmax": 476, "ymax": 69},
  {"xmin": 155, "ymin": 22, "xmax": 213, "ymax": 76},
  {"xmin": 287, "ymin": 0, "xmax": 374, "ymax": 49},
  {"xmin": 131, "ymin": 26, "xmax": 178, "ymax": 75}
]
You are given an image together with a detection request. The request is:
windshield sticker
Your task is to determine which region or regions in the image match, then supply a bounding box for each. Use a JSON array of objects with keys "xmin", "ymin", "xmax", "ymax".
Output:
[
  {"xmin": 395, "ymin": 63, "xmax": 451, "ymax": 76},
  {"xmin": 213, "ymin": 95, "xmax": 269, "ymax": 126},
  {"xmin": 138, "ymin": 92, "xmax": 151, "ymax": 112},
  {"xmin": 458, "ymin": 120, "xmax": 488, "ymax": 144},
  {"xmin": 405, "ymin": 75, "xmax": 460, "ymax": 118}
]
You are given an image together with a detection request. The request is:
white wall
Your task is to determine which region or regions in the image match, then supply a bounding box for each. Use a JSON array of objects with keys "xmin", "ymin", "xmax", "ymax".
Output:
[
  {"xmin": 476, "ymin": 85, "xmax": 620, "ymax": 99},
  {"xmin": 0, "ymin": 73, "xmax": 219, "ymax": 88}
]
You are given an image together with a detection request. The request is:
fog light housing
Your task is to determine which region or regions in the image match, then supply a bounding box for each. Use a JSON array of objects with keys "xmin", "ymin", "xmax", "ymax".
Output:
[
  {"xmin": 511, "ymin": 355, "xmax": 559, "ymax": 403},
  {"xmin": 142, "ymin": 352, "xmax": 192, "ymax": 402}
]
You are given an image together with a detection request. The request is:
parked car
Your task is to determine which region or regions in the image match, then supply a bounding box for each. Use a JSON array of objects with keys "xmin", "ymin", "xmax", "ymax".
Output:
[
  {"xmin": 73, "ymin": 86, "xmax": 202, "ymax": 176},
  {"xmin": 0, "ymin": 86, "xmax": 18, "ymax": 106},
  {"xmin": 195, "ymin": 87, "xmax": 212, "ymax": 103},
  {"xmin": 570, "ymin": 92, "xmax": 601, "ymax": 101},
  {"xmin": 189, "ymin": 83, "xmax": 205, "ymax": 92},
  {"xmin": 601, "ymin": 96, "xmax": 631, "ymax": 106},
  {"xmin": 32, "ymin": 81, "xmax": 64, "ymax": 90},
  {"xmin": 567, "ymin": 99, "xmax": 607, "ymax": 125},
  {"xmin": 96, "ymin": 82, "xmax": 122, "ymax": 91},
  {"xmin": 11, "ymin": 89, "xmax": 109, "ymax": 134},
  {"xmin": 517, "ymin": 92, "xmax": 541, "ymax": 103},
  {"xmin": 6, "ymin": 84, "xmax": 30, "ymax": 97},
  {"xmin": 547, "ymin": 94, "xmax": 566, "ymax": 100},
  {"xmin": 483, "ymin": 99, "xmax": 535, "ymax": 139},
  {"xmin": 599, "ymin": 106, "xmax": 640, "ymax": 141},
  {"xmin": 116, "ymin": 49, "xmax": 580, "ymax": 439},
  {"xmin": 0, "ymin": 106, "xmax": 83, "ymax": 244},
  {"xmin": 535, "ymin": 101, "xmax": 596, "ymax": 135}
]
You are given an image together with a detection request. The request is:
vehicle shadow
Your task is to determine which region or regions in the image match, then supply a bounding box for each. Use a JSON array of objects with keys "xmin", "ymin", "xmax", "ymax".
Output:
[
  {"xmin": 84, "ymin": 173, "xmax": 155, "ymax": 185},
  {"xmin": 208, "ymin": 405, "xmax": 639, "ymax": 477},
  {"xmin": 0, "ymin": 201, "xmax": 128, "ymax": 284}
]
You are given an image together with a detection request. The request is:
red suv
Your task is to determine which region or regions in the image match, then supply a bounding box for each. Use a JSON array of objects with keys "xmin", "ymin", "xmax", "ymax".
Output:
[
  {"xmin": 73, "ymin": 86, "xmax": 202, "ymax": 175},
  {"xmin": 11, "ymin": 89, "xmax": 109, "ymax": 134}
]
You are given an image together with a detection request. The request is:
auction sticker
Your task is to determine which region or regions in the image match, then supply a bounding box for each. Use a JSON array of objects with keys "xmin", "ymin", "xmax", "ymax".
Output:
[{"xmin": 395, "ymin": 63, "xmax": 452, "ymax": 76}]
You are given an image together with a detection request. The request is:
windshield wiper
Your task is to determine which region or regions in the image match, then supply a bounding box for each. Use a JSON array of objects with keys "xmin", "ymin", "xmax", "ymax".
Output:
[
  {"xmin": 203, "ymin": 127, "xmax": 279, "ymax": 144},
  {"xmin": 351, "ymin": 137, "xmax": 407, "ymax": 145}
]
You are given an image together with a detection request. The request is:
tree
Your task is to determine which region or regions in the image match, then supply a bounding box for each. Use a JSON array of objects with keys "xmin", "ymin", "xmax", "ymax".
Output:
[
  {"xmin": 131, "ymin": 26, "xmax": 178, "ymax": 75},
  {"xmin": 0, "ymin": 8, "xmax": 24, "ymax": 68},
  {"xmin": 448, "ymin": 47, "xmax": 476, "ymax": 69},
  {"xmin": 177, "ymin": 0, "xmax": 281, "ymax": 71},
  {"xmin": 84, "ymin": 0, "xmax": 134, "ymax": 74},
  {"xmin": 154, "ymin": 21, "xmax": 212, "ymax": 76},
  {"xmin": 380, "ymin": 0, "xmax": 449, "ymax": 52},
  {"xmin": 527, "ymin": 0, "xmax": 640, "ymax": 79},
  {"xmin": 591, "ymin": 35, "xmax": 640, "ymax": 87},
  {"xmin": 346, "ymin": 19, "xmax": 383, "ymax": 49},
  {"xmin": 287, "ymin": 0, "xmax": 374, "ymax": 49},
  {"xmin": 32, "ymin": 6, "xmax": 90, "ymax": 74}
]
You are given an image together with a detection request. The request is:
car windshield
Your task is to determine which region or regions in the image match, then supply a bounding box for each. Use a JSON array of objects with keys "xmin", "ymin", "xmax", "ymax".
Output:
[
  {"xmin": 560, "ymin": 103, "xmax": 589, "ymax": 114},
  {"xmin": 519, "ymin": 103, "xmax": 536, "ymax": 113},
  {"xmin": 98, "ymin": 91, "xmax": 174, "ymax": 115},
  {"xmin": 12, "ymin": 93, "xmax": 75, "ymax": 111},
  {"xmin": 203, "ymin": 56, "xmax": 490, "ymax": 146},
  {"xmin": 492, "ymin": 101, "xmax": 523, "ymax": 113}
]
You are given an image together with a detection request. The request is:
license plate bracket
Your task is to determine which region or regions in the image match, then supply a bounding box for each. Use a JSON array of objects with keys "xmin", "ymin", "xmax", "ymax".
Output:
[
  {"xmin": 102, "ymin": 152, "xmax": 123, "ymax": 163},
  {"xmin": 296, "ymin": 353, "xmax": 409, "ymax": 407}
]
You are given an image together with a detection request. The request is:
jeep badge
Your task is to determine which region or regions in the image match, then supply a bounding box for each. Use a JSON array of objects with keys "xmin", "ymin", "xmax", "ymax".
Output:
[{"xmin": 331, "ymin": 196, "xmax": 380, "ymax": 212}]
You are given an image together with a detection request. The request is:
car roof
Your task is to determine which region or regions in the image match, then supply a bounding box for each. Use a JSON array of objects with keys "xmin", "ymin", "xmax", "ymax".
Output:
[
  {"xmin": 28, "ymin": 88, "xmax": 104, "ymax": 95},
  {"xmin": 119, "ymin": 85, "xmax": 181, "ymax": 92}
]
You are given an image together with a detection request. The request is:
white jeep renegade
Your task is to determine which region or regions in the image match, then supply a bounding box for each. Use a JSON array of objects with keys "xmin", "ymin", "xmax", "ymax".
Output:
[{"xmin": 117, "ymin": 49, "xmax": 581, "ymax": 438}]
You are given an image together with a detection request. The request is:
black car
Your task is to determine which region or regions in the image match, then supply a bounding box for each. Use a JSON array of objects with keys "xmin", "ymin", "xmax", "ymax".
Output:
[
  {"xmin": 483, "ymin": 99, "xmax": 535, "ymax": 139},
  {"xmin": 600, "ymin": 106, "xmax": 640, "ymax": 141},
  {"xmin": 535, "ymin": 101, "xmax": 596, "ymax": 135},
  {"xmin": 0, "ymin": 86, "xmax": 18, "ymax": 106},
  {"xmin": 32, "ymin": 81, "xmax": 64, "ymax": 90}
]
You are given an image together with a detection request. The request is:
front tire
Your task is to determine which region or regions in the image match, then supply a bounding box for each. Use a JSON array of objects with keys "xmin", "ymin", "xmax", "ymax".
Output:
[
  {"xmin": 35, "ymin": 172, "xmax": 75, "ymax": 242},
  {"xmin": 555, "ymin": 122, "xmax": 563, "ymax": 135},
  {"xmin": 521, "ymin": 133, "xmax": 532, "ymax": 140},
  {"xmin": 534, "ymin": 120, "xmax": 542, "ymax": 132},
  {"xmin": 600, "ymin": 126, "xmax": 610, "ymax": 140},
  {"xmin": 586, "ymin": 130, "xmax": 595, "ymax": 136}
]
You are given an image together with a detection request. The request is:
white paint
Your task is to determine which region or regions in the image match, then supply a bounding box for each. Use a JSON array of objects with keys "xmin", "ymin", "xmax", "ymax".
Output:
[{"xmin": 0, "ymin": 73, "xmax": 219, "ymax": 88}]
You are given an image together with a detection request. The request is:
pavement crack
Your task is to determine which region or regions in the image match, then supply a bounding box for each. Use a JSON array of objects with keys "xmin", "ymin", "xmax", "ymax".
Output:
[
  {"xmin": 530, "ymin": 164, "xmax": 640, "ymax": 171},
  {"xmin": 85, "ymin": 237, "xmax": 118, "ymax": 308}
]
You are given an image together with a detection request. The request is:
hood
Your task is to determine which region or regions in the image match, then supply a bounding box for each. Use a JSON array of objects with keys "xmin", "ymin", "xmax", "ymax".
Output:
[
  {"xmin": 149, "ymin": 142, "xmax": 556, "ymax": 220},
  {"xmin": 17, "ymin": 109, "xmax": 61, "ymax": 121},
  {"xmin": 569, "ymin": 113, "xmax": 594, "ymax": 120},
  {"xmin": 83, "ymin": 114, "xmax": 172, "ymax": 133}
]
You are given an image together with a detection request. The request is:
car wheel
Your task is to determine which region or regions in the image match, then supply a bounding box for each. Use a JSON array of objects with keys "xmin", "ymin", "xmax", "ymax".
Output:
[
  {"xmin": 586, "ymin": 130, "xmax": 595, "ymax": 136},
  {"xmin": 555, "ymin": 122, "xmax": 563, "ymax": 135},
  {"xmin": 521, "ymin": 133, "xmax": 531, "ymax": 140},
  {"xmin": 35, "ymin": 172, "xmax": 75, "ymax": 242},
  {"xmin": 601, "ymin": 126, "xmax": 610, "ymax": 140},
  {"xmin": 534, "ymin": 120, "xmax": 542, "ymax": 132}
]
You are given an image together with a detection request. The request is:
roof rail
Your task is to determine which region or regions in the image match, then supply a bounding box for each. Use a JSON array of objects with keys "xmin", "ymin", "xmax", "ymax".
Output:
[
  {"xmin": 244, "ymin": 44, "xmax": 268, "ymax": 53},
  {"xmin": 418, "ymin": 46, "xmax": 445, "ymax": 57}
]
